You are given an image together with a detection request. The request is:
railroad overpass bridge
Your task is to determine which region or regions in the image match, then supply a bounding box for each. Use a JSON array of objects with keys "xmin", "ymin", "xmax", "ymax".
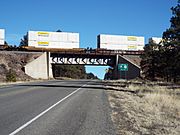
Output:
[{"xmin": 24, "ymin": 47, "xmax": 143, "ymax": 80}]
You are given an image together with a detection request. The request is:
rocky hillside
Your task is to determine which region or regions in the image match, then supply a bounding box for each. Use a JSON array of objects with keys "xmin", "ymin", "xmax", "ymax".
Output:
[{"xmin": 0, "ymin": 51, "xmax": 42, "ymax": 82}]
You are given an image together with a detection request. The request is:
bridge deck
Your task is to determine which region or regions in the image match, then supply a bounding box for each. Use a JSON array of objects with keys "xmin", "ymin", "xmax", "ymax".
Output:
[{"xmin": 23, "ymin": 46, "xmax": 143, "ymax": 56}]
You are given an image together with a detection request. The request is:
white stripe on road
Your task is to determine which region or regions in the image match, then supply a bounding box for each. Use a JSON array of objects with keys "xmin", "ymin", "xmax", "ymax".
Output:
[{"xmin": 9, "ymin": 84, "xmax": 87, "ymax": 135}]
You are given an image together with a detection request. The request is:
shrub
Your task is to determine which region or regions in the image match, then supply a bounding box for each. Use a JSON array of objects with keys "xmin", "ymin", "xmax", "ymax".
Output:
[{"xmin": 6, "ymin": 69, "xmax": 16, "ymax": 82}]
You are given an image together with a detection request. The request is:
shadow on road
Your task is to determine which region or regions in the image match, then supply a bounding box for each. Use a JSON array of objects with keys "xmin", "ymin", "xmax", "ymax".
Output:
[{"xmin": 17, "ymin": 81, "xmax": 106, "ymax": 90}]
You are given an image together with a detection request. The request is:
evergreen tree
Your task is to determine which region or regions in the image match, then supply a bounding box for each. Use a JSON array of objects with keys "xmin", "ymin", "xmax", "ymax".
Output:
[
  {"xmin": 4, "ymin": 41, "xmax": 8, "ymax": 45},
  {"xmin": 52, "ymin": 65, "xmax": 87, "ymax": 79},
  {"xmin": 19, "ymin": 34, "xmax": 28, "ymax": 46},
  {"xmin": 86, "ymin": 73, "xmax": 98, "ymax": 79},
  {"xmin": 163, "ymin": 1, "xmax": 180, "ymax": 82},
  {"xmin": 141, "ymin": 1, "xmax": 180, "ymax": 82},
  {"xmin": 140, "ymin": 41, "xmax": 161, "ymax": 81},
  {"xmin": 56, "ymin": 29, "xmax": 62, "ymax": 32}
]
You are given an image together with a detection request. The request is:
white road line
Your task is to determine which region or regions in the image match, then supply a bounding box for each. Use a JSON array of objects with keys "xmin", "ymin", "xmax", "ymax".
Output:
[{"xmin": 9, "ymin": 84, "xmax": 87, "ymax": 135}]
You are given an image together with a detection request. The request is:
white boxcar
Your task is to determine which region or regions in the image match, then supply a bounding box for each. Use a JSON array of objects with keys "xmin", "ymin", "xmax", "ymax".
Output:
[
  {"xmin": 149, "ymin": 37, "xmax": 162, "ymax": 44},
  {"xmin": 0, "ymin": 41, "xmax": 4, "ymax": 45},
  {"xmin": 28, "ymin": 41, "xmax": 79, "ymax": 49},
  {"xmin": 28, "ymin": 31, "xmax": 79, "ymax": 48},
  {"xmin": 97, "ymin": 34, "xmax": 144, "ymax": 50},
  {"xmin": 0, "ymin": 29, "xmax": 5, "ymax": 45},
  {"xmin": 0, "ymin": 40, "xmax": 4, "ymax": 45}
]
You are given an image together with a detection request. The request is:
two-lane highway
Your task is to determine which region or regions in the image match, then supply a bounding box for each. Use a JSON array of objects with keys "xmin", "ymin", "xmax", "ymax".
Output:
[{"xmin": 0, "ymin": 80, "xmax": 116, "ymax": 135}]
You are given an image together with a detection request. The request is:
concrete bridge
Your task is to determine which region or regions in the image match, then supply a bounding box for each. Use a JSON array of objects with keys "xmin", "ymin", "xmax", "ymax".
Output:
[{"xmin": 24, "ymin": 48, "xmax": 142, "ymax": 80}]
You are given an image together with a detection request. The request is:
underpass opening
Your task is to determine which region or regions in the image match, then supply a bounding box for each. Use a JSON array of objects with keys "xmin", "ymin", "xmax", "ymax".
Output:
[{"xmin": 51, "ymin": 64, "xmax": 112, "ymax": 80}]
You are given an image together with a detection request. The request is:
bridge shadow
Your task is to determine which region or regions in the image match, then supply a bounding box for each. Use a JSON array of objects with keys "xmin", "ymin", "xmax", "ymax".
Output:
[{"xmin": 17, "ymin": 81, "xmax": 106, "ymax": 90}]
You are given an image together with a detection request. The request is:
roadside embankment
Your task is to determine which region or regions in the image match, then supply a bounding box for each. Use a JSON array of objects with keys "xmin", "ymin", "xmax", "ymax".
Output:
[
  {"xmin": 0, "ymin": 51, "xmax": 42, "ymax": 82},
  {"xmin": 105, "ymin": 80, "xmax": 180, "ymax": 135}
]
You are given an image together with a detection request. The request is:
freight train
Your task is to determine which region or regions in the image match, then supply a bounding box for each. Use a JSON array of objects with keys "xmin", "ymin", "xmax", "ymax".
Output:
[{"xmin": 0, "ymin": 29, "xmax": 151, "ymax": 53}]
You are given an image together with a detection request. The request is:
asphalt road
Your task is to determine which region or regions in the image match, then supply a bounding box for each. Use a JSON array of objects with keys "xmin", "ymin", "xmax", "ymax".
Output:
[{"xmin": 0, "ymin": 80, "xmax": 116, "ymax": 135}]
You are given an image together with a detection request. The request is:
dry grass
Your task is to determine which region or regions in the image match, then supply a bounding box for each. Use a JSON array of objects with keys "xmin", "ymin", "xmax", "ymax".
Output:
[{"xmin": 106, "ymin": 80, "xmax": 180, "ymax": 135}]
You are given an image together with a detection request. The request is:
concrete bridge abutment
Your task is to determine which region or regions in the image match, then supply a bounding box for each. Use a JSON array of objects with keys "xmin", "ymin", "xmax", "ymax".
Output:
[{"xmin": 24, "ymin": 52, "xmax": 53, "ymax": 79}]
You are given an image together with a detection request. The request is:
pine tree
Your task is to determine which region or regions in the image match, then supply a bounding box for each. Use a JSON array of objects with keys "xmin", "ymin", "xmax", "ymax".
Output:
[
  {"xmin": 19, "ymin": 34, "xmax": 28, "ymax": 46},
  {"xmin": 140, "ymin": 41, "xmax": 161, "ymax": 81},
  {"xmin": 163, "ymin": 1, "xmax": 180, "ymax": 82}
]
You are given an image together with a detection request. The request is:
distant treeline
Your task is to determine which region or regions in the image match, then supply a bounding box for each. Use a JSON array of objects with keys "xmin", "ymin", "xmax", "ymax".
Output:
[
  {"xmin": 52, "ymin": 65, "xmax": 99, "ymax": 79},
  {"xmin": 141, "ymin": 1, "xmax": 180, "ymax": 83}
]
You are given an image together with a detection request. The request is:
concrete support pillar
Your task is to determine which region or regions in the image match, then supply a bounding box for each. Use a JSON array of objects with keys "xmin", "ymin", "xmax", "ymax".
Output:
[
  {"xmin": 113, "ymin": 54, "xmax": 119, "ymax": 79},
  {"xmin": 47, "ymin": 52, "xmax": 53, "ymax": 79}
]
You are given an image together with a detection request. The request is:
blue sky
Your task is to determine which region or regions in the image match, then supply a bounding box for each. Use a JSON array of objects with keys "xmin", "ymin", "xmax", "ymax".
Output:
[{"xmin": 0, "ymin": 0, "xmax": 177, "ymax": 79}]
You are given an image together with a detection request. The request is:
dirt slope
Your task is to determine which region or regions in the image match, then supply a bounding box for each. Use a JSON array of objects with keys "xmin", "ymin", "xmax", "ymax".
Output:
[{"xmin": 0, "ymin": 51, "xmax": 42, "ymax": 82}]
